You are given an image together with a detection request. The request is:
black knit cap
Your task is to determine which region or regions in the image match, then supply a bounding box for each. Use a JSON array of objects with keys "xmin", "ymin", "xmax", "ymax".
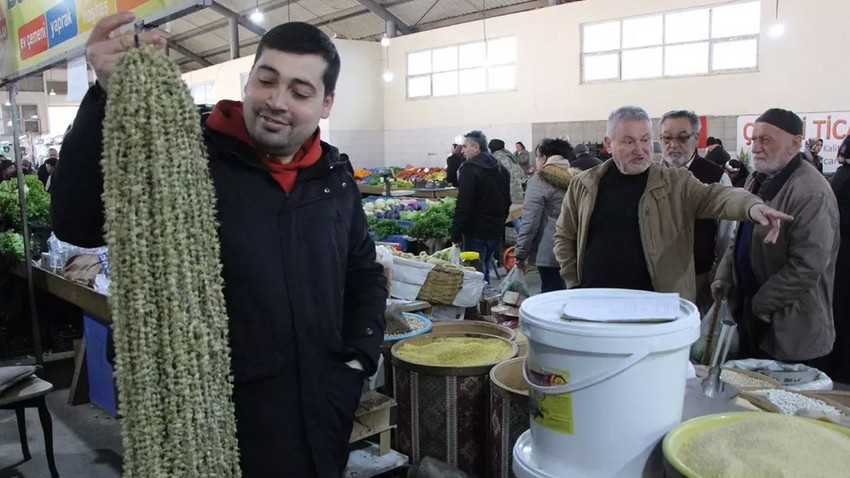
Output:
[{"xmin": 755, "ymin": 108, "xmax": 804, "ymax": 136}]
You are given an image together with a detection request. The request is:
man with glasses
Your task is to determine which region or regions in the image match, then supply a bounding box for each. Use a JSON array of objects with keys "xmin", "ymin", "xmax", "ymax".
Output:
[
  {"xmin": 553, "ymin": 106, "xmax": 792, "ymax": 304},
  {"xmin": 660, "ymin": 110, "xmax": 735, "ymax": 313}
]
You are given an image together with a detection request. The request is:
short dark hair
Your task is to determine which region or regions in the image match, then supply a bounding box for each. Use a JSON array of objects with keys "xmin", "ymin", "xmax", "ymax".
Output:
[
  {"xmin": 488, "ymin": 139, "xmax": 506, "ymax": 152},
  {"xmin": 451, "ymin": 143, "xmax": 458, "ymax": 149},
  {"xmin": 706, "ymin": 137, "xmax": 723, "ymax": 147},
  {"xmin": 516, "ymin": 142, "xmax": 526, "ymax": 149},
  {"xmin": 536, "ymin": 138, "xmax": 574, "ymax": 160},
  {"xmin": 45, "ymin": 158, "xmax": 58, "ymax": 167},
  {"xmin": 254, "ymin": 22, "xmax": 341, "ymax": 95},
  {"xmin": 464, "ymin": 130, "xmax": 488, "ymax": 152}
]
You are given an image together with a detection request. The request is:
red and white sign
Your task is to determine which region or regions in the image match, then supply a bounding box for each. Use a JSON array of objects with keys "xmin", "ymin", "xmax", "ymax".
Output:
[
  {"xmin": 737, "ymin": 112, "xmax": 849, "ymax": 174},
  {"xmin": 18, "ymin": 16, "xmax": 48, "ymax": 61}
]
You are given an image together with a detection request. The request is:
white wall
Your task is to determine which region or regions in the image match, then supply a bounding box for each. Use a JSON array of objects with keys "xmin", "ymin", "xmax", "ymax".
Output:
[
  {"xmin": 182, "ymin": 39, "xmax": 386, "ymax": 168},
  {"xmin": 383, "ymin": 0, "xmax": 850, "ymax": 159}
]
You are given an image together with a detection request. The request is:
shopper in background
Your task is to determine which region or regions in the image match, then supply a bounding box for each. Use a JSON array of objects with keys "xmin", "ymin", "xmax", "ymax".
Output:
[
  {"xmin": 803, "ymin": 137, "xmax": 824, "ymax": 174},
  {"xmin": 51, "ymin": 14, "xmax": 387, "ymax": 478},
  {"xmin": 446, "ymin": 143, "xmax": 463, "ymax": 187},
  {"xmin": 705, "ymin": 137, "xmax": 731, "ymax": 167},
  {"xmin": 724, "ymin": 159, "xmax": 750, "ymax": 188},
  {"xmin": 553, "ymin": 105, "xmax": 792, "ymax": 303},
  {"xmin": 489, "ymin": 138, "xmax": 525, "ymax": 203},
  {"xmin": 515, "ymin": 138, "xmax": 580, "ymax": 293},
  {"xmin": 452, "ymin": 130, "xmax": 511, "ymax": 283},
  {"xmin": 660, "ymin": 109, "xmax": 735, "ymax": 314},
  {"xmin": 826, "ymin": 135, "xmax": 850, "ymax": 382},
  {"xmin": 515, "ymin": 141, "xmax": 531, "ymax": 171},
  {"xmin": 570, "ymin": 143, "xmax": 602, "ymax": 170},
  {"xmin": 43, "ymin": 158, "xmax": 57, "ymax": 193},
  {"xmin": 0, "ymin": 159, "xmax": 15, "ymax": 181},
  {"xmin": 714, "ymin": 108, "xmax": 839, "ymax": 367},
  {"xmin": 39, "ymin": 147, "xmax": 58, "ymax": 187},
  {"xmin": 20, "ymin": 159, "xmax": 35, "ymax": 175}
]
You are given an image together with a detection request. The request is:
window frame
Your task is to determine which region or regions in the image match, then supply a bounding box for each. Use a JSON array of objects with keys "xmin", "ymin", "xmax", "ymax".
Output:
[
  {"xmin": 580, "ymin": 1, "xmax": 761, "ymax": 84},
  {"xmin": 405, "ymin": 36, "xmax": 518, "ymax": 100}
]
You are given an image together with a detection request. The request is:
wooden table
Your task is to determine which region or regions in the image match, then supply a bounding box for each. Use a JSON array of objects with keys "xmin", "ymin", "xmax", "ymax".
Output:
[
  {"xmin": 11, "ymin": 262, "xmax": 111, "ymax": 322},
  {"xmin": 358, "ymin": 185, "xmax": 458, "ymax": 198},
  {"xmin": 11, "ymin": 262, "xmax": 110, "ymax": 406}
]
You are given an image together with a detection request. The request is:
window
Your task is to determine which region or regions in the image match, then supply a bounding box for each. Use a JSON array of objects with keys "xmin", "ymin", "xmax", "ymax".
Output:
[
  {"xmin": 406, "ymin": 37, "xmax": 517, "ymax": 99},
  {"xmin": 0, "ymin": 104, "xmax": 41, "ymax": 135},
  {"xmin": 190, "ymin": 81, "xmax": 215, "ymax": 104},
  {"xmin": 581, "ymin": 1, "xmax": 760, "ymax": 83}
]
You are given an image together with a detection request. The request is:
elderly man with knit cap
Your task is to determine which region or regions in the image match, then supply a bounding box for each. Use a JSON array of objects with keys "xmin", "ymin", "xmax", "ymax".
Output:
[{"xmin": 714, "ymin": 108, "xmax": 840, "ymax": 366}]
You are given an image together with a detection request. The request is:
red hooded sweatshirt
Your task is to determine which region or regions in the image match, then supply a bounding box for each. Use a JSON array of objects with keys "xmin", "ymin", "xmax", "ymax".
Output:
[{"xmin": 206, "ymin": 100, "xmax": 323, "ymax": 195}]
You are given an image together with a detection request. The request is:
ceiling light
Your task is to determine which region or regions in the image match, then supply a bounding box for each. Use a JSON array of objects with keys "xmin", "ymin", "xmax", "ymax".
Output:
[
  {"xmin": 382, "ymin": 70, "xmax": 394, "ymax": 82},
  {"xmin": 250, "ymin": 10, "xmax": 264, "ymax": 23},
  {"xmin": 31, "ymin": 115, "xmax": 38, "ymax": 119},
  {"xmin": 769, "ymin": 22, "xmax": 785, "ymax": 38},
  {"xmin": 381, "ymin": 35, "xmax": 391, "ymax": 47},
  {"xmin": 49, "ymin": 89, "xmax": 56, "ymax": 96},
  {"xmin": 4, "ymin": 101, "xmax": 9, "ymax": 106}
]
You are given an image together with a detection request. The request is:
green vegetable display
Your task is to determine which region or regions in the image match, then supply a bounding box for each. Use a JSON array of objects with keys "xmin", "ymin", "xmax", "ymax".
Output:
[
  {"xmin": 374, "ymin": 219, "xmax": 408, "ymax": 240},
  {"xmin": 406, "ymin": 197, "xmax": 456, "ymax": 241},
  {"xmin": 101, "ymin": 46, "xmax": 240, "ymax": 478},
  {"xmin": 0, "ymin": 230, "xmax": 24, "ymax": 261},
  {"xmin": 0, "ymin": 175, "xmax": 51, "ymax": 231}
]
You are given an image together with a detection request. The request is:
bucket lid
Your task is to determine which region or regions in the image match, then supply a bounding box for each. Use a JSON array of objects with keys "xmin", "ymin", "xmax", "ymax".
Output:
[{"xmin": 519, "ymin": 289, "xmax": 699, "ymax": 354}]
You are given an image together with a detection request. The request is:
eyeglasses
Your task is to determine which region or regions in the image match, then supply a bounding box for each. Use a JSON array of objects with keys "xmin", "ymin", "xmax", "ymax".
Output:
[{"xmin": 661, "ymin": 133, "xmax": 696, "ymax": 145}]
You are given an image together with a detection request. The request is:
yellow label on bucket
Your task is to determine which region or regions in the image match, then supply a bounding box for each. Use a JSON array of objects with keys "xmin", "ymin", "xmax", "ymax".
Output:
[{"xmin": 528, "ymin": 364, "xmax": 574, "ymax": 435}]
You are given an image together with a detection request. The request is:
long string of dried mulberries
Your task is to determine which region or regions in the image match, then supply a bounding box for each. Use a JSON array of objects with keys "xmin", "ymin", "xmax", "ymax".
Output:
[{"xmin": 102, "ymin": 45, "xmax": 241, "ymax": 478}]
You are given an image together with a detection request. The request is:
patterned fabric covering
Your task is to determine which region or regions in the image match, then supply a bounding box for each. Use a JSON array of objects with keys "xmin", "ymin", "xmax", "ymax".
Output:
[
  {"xmin": 395, "ymin": 366, "xmax": 490, "ymax": 476},
  {"xmin": 488, "ymin": 384, "xmax": 529, "ymax": 478}
]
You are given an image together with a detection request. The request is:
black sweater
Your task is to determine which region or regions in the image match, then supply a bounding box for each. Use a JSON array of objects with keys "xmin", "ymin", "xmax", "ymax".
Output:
[{"xmin": 581, "ymin": 166, "xmax": 653, "ymax": 291}]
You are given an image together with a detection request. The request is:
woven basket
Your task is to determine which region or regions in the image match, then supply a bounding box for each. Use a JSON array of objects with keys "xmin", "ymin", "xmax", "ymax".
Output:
[{"xmin": 417, "ymin": 263, "xmax": 463, "ymax": 304}]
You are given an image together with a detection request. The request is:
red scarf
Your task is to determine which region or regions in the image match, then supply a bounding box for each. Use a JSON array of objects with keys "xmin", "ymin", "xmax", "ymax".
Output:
[{"xmin": 206, "ymin": 100, "xmax": 323, "ymax": 195}]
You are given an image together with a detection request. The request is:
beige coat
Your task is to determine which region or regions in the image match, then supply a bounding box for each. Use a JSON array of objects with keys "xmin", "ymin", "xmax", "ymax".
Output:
[
  {"xmin": 554, "ymin": 160, "xmax": 762, "ymax": 302},
  {"xmin": 716, "ymin": 159, "xmax": 840, "ymax": 361}
]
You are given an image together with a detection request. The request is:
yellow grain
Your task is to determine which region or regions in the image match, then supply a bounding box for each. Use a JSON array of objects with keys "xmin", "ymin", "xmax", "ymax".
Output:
[{"xmin": 395, "ymin": 336, "xmax": 513, "ymax": 366}]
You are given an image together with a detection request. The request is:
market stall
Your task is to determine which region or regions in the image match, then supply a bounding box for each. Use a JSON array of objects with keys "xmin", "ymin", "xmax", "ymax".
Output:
[{"xmin": 356, "ymin": 166, "xmax": 459, "ymax": 198}]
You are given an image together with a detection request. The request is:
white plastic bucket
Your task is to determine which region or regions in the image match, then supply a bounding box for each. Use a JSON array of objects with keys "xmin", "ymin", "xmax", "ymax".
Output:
[{"xmin": 514, "ymin": 289, "xmax": 699, "ymax": 478}]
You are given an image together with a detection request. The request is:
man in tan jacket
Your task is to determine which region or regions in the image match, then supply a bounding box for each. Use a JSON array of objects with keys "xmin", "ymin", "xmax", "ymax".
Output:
[
  {"xmin": 553, "ymin": 105, "xmax": 792, "ymax": 303},
  {"xmin": 713, "ymin": 108, "xmax": 840, "ymax": 364}
]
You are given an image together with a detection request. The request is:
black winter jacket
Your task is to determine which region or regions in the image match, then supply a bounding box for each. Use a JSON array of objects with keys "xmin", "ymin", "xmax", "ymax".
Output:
[
  {"xmin": 51, "ymin": 84, "xmax": 388, "ymax": 477},
  {"xmin": 451, "ymin": 152, "xmax": 511, "ymax": 242}
]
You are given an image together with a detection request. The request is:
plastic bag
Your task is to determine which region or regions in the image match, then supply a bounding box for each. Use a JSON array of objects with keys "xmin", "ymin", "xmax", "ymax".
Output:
[
  {"xmin": 500, "ymin": 265, "xmax": 530, "ymax": 298},
  {"xmin": 690, "ymin": 301, "xmax": 739, "ymax": 364},
  {"xmin": 449, "ymin": 245, "xmax": 461, "ymax": 265},
  {"xmin": 375, "ymin": 245, "xmax": 394, "ymax": 295},
  {"xmin": 723, "ymin": 359, "xmax": 833, "ymax": 391}
]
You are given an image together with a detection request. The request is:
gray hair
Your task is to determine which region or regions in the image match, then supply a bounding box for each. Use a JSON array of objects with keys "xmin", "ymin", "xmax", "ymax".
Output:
[
  {"xmin": 607, "ymin": 106, "xmax": 651, "ymax": 138},
  {"xmin": 659, "ymin": 109, "xmax": 701, "ymax": 135},
  {"xmin": 464, "ymin": 130, "xmax": 489, "ymax": 153}
]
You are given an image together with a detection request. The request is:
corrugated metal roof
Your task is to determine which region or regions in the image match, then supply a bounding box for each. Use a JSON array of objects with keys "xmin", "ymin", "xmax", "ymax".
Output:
[{"xmin": 171, "ymin": 0, "xmax": 574, "ymax": 70}]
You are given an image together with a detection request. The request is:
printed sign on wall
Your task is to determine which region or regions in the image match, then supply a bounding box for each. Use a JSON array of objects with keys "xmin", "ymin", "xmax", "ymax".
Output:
[{"xmin": 737, "ymin": 112, "xmax": 849, "ymax": 174}]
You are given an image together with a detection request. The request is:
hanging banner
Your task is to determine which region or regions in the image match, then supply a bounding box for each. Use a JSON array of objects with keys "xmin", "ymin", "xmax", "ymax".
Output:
[
  {"xmin": 737, "ymin": 112, "xmax": 849, "ymax": 174},
  {"xmin": 0, "ymin": 0, "xmax": 187, "ymax": 81}
]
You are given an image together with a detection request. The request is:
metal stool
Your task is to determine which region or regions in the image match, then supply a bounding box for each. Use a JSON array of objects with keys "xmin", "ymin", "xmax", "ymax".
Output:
[{"xmin": 0, "ymin": 375, "xmax": 59, "ymax": 478}]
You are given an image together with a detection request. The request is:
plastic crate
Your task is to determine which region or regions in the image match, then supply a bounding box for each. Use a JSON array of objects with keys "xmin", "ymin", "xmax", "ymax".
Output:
[{"xmin": 84, "ymin": 315, "xmax": 118, "ymax": 416}]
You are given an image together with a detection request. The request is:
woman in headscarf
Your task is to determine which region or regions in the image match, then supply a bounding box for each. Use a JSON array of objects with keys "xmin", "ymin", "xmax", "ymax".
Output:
[{"xmin": 803, "ymin": 138, "xmax": 824, "ymax": 174}]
